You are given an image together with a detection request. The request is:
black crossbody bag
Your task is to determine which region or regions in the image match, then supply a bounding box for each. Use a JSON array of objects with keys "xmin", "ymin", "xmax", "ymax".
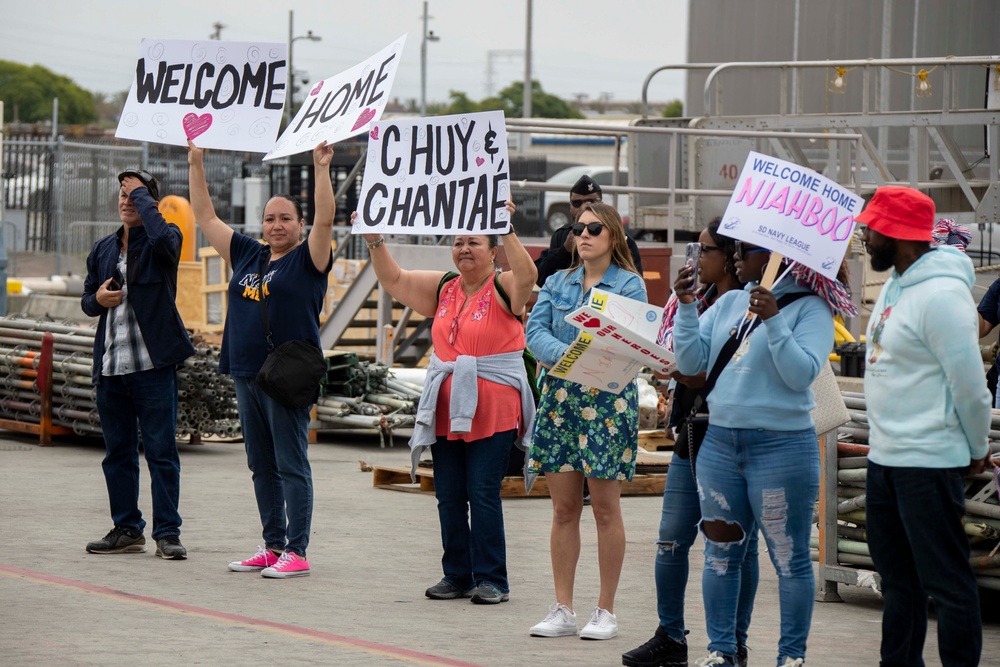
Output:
[
  {"xmin": 254, "ymin": 251, "xmax": 327, "ymax": 409},
  {"xmin": 678, "ymin": 292, "xmax": 808, "ymax": 478}
]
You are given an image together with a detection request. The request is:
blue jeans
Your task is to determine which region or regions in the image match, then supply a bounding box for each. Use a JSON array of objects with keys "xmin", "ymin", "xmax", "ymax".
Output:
[
  {"xmin": 431, "ymin": 429, "xmax": 515, "ymax": 592},
  {"xmin": 233, "ymin": 377, "xmax": 313, "ymax": 558},
  {"xmin": 656, "ymin": 453, "xmax": 759, "ymax": 645},
  {"xmin": 696, "ymin": 426, "xmax": 819, "ymax": 664},
  {"xmin": 866, "ymin": 461, "xmax": 982, "ymax": 667},
  {"xmin": 95, "ymin": 366, "xmax": 181, "ymax": 540}
]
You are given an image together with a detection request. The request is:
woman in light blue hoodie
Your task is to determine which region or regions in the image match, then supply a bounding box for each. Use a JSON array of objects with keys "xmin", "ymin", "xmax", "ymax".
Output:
[{"xmin": 671, "ymin": 239, "xmax": 834, "ymax": 667}]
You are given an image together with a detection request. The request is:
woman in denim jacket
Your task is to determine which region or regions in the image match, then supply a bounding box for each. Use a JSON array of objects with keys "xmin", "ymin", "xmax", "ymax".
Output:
[{"xmin": 525, "ymin": 202, "xmax": 647, "ymax": 641}]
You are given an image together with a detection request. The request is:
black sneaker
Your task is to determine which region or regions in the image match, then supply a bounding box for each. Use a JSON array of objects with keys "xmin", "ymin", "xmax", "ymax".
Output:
[
  {"xmin": 735, "ymin": 644, "xmax": 748, "ymax": 667},
  {"xmin": 425, "ymin": 579, "xmax": 474, "ymax": 600},
  {"xmin": 86, "ymin": 526, "xmax": 146, "ymax": 554},
  {"xmin": 155, "ymin": 536, "xmax": 187, "ymax": 560},
  {"xmin": 470, "ymin": 583, "xmax": 509, "ymax": 604},
  {"xmin": 622, "ymin": 626, "xmax": 688, "ymax": 667}
]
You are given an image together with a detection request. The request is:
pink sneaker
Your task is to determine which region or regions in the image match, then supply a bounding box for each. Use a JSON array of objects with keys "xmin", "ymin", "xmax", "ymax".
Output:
[
  {"xmin": 228, "ymin": 546, "xmax": 279, "ymax": 572},
  {"xmin": 261, "ymin": 551, "xmax": 310, "ymax": 579}
]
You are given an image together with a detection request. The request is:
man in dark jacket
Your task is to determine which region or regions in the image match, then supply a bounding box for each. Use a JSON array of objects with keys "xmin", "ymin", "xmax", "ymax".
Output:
[
  {"xmin": 81, "ymin": 169, "xmax": 196, "ymax": 560},
  {"xmin": 533, "ymin": 174, "xmax": 644, "ymax": 288}
]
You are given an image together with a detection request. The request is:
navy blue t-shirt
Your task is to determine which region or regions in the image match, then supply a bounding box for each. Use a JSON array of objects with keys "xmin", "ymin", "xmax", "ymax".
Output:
[
  {"xmin": 219, "ymin": 233, "xmax": 332, "ymax": 377},
  {"xmin": 978, "ymin": 275, "xmax": 1000, "ymax": 380}
]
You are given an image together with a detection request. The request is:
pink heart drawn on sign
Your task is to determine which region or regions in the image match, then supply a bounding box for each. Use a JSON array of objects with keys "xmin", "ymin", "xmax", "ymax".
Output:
[
  {"xmin": 369, "ymin": 127, "xmax": 380, "ymax": 141},
  {"xmin": 351, "ymin": 107, "xmax": 377, "ymax": 132},
  {"xmin": 182, "ymin": 113, "xmax": 213, "ymax": 140},
  {"xmin": 475, "ymin": 156, "xmax": 485, "ymax": 167},
  {"xmin": 582, "ymin": 317, "xmax": 601, "ymax": 329},
  {"xmin": 310, "ymin": 81, "xmax": 324, "ymax": 96}
]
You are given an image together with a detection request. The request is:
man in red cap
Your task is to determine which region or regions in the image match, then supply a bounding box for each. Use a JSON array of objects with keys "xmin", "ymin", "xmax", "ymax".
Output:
[{"xmin": 858, "ymin": 186, "xmax": 992, "ymax": 667}]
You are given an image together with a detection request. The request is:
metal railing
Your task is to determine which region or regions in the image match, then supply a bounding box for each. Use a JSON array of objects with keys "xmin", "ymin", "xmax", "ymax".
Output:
[
  {"xmin": 701, "ymin": 55, "xmax": 1000, "ymax": 117},
  {"xmin": 506, "ymin": 118, "xmax": 863, "ymax": 245}
]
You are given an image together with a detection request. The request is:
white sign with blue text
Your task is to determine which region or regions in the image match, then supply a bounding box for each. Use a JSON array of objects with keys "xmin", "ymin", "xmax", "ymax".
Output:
[
  {"xmin": 352, "ymin": 110, "xmax": 511, "ymax": 236},
  {"xmin": 720, "ymin": 151, "xmax": 863, "ymax": 280}
]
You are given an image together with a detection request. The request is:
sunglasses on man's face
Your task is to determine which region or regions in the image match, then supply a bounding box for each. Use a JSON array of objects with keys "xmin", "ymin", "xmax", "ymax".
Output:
[
  {"xmin": 571, "ymin": 222, "xmax": 605, "ymax": 237},
  {"xmin": 570, "ymin": 197, "xmax": 601, "ymax": 209},
  {"xmin": 734, "ymin": 240, "xmax": 770, "ymax": 258}
]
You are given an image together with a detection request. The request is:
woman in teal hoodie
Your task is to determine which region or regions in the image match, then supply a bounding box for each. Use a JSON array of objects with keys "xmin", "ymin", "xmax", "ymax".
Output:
[{"xmin": 671, "ymin": 239, "xmax": 834, "ymax": 667}]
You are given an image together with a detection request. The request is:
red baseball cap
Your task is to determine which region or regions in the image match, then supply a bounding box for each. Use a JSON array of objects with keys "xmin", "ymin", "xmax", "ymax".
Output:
[{"xmin": 855, "ymin": 187, "xmax": 935, "ymax": 242}]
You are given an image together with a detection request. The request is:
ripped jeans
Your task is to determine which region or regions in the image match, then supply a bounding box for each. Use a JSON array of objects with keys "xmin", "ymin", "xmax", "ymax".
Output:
[
  {"xmin": 696, "ymin": 425, "xmax": 819, "ymax": 663},
  {"xmin": 655, "ymin": 453, "xmax": 759, "ymax": 645}
]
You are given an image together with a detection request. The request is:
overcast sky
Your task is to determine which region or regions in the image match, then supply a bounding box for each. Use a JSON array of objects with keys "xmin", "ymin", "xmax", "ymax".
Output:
[{"xmin": 0, "ymin": 0, "xmax": 689, "ymax": 108}]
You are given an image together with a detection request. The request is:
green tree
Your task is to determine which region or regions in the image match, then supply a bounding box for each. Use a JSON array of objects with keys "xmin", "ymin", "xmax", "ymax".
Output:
[
  {"xmin": 0, "ymin": 60, "xmax": 96, "ymax": 124},
  {"xmin": 443, "ymin": 90, "xmax": 481, "ymax": 115},
  {"xmin": 494, "ymin": 80, "xmax": 584, "ymax": 119},
  {"xmin": 662, "ymin": 99, "xmax": 684, "ymax": 118}
]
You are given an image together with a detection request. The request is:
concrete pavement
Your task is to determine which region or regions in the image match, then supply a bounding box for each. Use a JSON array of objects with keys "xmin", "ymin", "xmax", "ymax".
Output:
[{"xmin": 1, "ymin": 433, "xmax": 996, "ymax": 666}]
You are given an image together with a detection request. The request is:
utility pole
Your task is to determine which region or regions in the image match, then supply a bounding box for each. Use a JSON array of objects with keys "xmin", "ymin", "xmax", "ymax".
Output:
[
  {"xmin": 420, "ymin": 1, "xmax": 440, "ymax": 116},
  {"xmin": 287, "ymin": 10, "xmax": 294, "ymax": 125},
  {"xmin": 523, "ymin": 0, "xmax": 533, "ymax": 118},
  {"xmin": 285, "ymin": 11, "xmax": 322, "ymax": 126}
]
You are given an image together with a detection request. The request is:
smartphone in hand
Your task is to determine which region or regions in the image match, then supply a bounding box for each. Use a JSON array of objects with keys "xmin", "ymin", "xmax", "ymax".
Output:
[
  {"xmin": 684, "ymin": 242, "xmax": 702, "ymax": 292},
  {"xmin": 109, "ymin": 269, "xmax": 124, "ymax": 291}
]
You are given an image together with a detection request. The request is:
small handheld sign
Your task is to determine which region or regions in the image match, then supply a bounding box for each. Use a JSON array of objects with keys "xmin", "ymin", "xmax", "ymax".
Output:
[{"xmin": 719, "ymin": 151, "xmax": 863, "ymax": 280}]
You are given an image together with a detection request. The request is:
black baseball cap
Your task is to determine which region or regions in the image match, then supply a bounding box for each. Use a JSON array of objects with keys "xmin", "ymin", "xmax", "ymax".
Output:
[{"xmin": 117, "ymin": 169, "xmax": 160, "ymax": 200}]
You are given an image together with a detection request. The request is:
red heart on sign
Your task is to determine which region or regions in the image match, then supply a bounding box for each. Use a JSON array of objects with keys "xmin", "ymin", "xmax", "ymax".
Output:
[
  {"xmin": 310, "ymin": 81, "xmax": 324, "ymax": 96},
  {"xmin": 582, "ymin": 317, "xmax": 601, "ymax": 328},
  {"xmin": 475, "ymin": 156, "xmax": 485, "ymax": 167},
  {"xmin": 369, "ymin": 127, "xmax": 380, "ymax": 141},
  {"xmin": 351, "ymin": 107, "xmax": 377, "ymax": 132},
  {"xmin": 182, "ymin": 113, "xmax": 213, "ymax": 140}
]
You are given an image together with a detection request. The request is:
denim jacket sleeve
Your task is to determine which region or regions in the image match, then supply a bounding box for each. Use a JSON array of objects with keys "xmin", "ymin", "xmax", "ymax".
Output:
[
  {"xmin": 617, "ymin": 270, "xmax": 648, "ymax": 304},
  {"xmin": 526, "ymin": 280, "xmax": 570, "ymax": 368}
]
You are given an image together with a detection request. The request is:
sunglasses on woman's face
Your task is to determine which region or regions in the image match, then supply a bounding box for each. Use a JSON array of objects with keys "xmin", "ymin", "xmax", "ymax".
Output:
[
  {"xmin": 700, "ymin": 243, "xmax": 723, "ymax": 253},
  {"xmin": 571, "ymin": 222, "xmax": 605, "ymax": 236},
  {"xmin": 734, "ymin": 240, "xmax": 770, "ymax": 258}
]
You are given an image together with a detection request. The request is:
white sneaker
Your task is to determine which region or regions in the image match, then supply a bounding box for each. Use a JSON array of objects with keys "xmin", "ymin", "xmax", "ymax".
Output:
[
  {"xmin": 695, "ymin": 652, "xmax": 732, "ymax": 666},
  {"xmin": 780, "ymin": 659, "xmax": 805, "ymax": 667},
  {"xmin": 578, "ymin": 607, "xmax": 618, "ymax": 640},
  {"xmin": 529, "ymin": 603, "xmax": 578, "ymax": 637}
]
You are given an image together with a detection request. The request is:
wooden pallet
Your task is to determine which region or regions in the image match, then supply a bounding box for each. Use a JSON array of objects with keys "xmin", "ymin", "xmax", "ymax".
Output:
[
  {"xmin": 372, "ymin": 464, "xmax": 668, "ymax": 497},
  {"xmin": 639, "ymin": 429, "xmax": 674, "ymax": 452}
]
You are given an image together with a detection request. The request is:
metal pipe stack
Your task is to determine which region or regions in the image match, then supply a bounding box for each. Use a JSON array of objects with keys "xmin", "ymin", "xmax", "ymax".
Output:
[
  {"xmin": 312, "ymin": 354, "xmax": 421, "ymax": 447},
  {"xmin": 812, "ymin": 391, "xmax": 1000, "ymax": 592},
  {"xmin": 0, "ymin": 317, "xmax": 241, "ymax": 440}
]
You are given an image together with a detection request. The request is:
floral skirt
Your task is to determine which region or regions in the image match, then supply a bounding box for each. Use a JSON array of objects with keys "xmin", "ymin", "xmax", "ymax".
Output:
[{"xmin": 528, "ymin": 375, "xmax": 639, "ymax": 481}]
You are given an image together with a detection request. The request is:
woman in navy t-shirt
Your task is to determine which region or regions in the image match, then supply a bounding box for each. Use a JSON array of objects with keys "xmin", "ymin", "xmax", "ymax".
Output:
[{"xmin": 188, "ymin": 140, "xmax": 334, "ymax": 579}]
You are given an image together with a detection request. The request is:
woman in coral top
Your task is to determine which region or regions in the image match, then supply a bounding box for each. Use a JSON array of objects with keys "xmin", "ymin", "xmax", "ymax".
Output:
[{"xmin": 355, "ymin": 203, "xmax": 537, "ymax": 605}]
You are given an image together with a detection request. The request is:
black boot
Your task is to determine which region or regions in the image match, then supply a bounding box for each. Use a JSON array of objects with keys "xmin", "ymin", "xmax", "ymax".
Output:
[{"xmin": 622, "ymin": 626, "xmax": 688, "ymax": 667}]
